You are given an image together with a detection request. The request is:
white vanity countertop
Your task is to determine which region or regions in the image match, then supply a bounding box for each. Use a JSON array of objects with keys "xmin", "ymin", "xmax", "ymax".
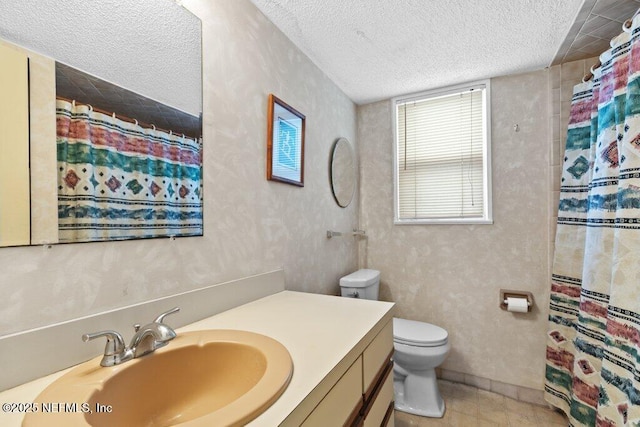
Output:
[{"xmin": 0, "ymin": 290, "xmax": 395, "ymax": 426}]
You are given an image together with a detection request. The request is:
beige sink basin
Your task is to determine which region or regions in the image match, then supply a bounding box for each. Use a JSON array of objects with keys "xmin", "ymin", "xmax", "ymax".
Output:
[{"xmin": 23, "ymin": 330, "xmax": 293, "ymax": 427}]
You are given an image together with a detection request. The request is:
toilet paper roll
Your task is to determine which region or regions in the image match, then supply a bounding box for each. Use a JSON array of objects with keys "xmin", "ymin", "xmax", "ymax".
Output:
[{"xmin": 506, "ymin": 297, "xmax": 528, "ymax": 313}]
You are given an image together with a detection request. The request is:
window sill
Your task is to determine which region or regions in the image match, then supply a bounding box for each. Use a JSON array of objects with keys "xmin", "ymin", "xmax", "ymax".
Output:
[{"xmin": 394, "ymin": 218, "xmax": 493, "ymax": 225}]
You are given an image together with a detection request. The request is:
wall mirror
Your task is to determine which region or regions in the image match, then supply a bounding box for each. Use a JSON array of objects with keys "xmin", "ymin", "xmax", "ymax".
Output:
[
  {"xmin": 330, "ymin": 138, "xmax": 356, "ymax": 208},
  {"xmin": 0, "ymin": 0, "xmax": 202, "ymax": 246}
]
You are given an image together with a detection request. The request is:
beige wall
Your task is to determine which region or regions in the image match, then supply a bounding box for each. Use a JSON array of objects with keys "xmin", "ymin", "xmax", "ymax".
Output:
[
  {"xmin": 358, "ymin": 69, "xmax": 551, "ymax": 390},
  {"xmin": 0, "ymin": 0, "xmax": 358, "ymax": 336}
]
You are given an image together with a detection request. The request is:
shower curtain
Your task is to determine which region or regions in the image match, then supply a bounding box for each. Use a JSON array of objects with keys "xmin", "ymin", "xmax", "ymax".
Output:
[
  {"xmin": 56, "ymin": 99, "xmax": 203, "ymax": 242},
  {"xmin": 544, "ymin": 22, "xmax": 640, "ymax": 427}
]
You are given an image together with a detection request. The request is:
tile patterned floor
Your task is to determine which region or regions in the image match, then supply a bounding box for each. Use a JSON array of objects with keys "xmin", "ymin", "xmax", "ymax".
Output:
[{"xmin": 394, "ymin": 380, "xmax": 568, "ymax": 427}]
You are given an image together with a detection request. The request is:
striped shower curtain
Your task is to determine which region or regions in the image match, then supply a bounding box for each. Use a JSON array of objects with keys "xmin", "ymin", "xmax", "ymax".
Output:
[
  {"xmin": 544, "ymin": 22, "xmax": 640, "ymax": 427},
  {"xmin": 56, "ymin": 99, "xmax": 203, "ymax": 243}
]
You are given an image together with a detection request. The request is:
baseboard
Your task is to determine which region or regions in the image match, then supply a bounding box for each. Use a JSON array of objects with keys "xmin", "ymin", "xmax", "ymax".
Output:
[{"xmin": 438, "ymin": 368, "xmax": 546, "ymax": 407}]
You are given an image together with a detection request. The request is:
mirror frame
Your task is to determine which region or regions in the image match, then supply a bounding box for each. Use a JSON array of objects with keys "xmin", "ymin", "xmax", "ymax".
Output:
[{"xmin": 329, "ymin": 137, "xmax": 356, "ymax": 208}]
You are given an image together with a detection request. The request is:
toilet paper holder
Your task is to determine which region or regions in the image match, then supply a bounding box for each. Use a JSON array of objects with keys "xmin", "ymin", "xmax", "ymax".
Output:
[{"xmin": 499, "ymin": 289, "xmax": 534, "ymax": 312}]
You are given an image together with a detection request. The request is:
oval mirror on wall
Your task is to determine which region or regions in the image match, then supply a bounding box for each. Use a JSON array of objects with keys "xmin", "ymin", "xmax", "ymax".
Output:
[{"xmin": 330, "ymin": 137, "xmax": 356, "ymax": 208}]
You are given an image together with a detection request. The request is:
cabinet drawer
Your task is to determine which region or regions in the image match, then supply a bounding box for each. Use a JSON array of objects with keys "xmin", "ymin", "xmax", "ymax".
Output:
[
  {"xmin": 363, "ymin": 363, "xmax": 393, "ymax": 427},
  {"xmin": 363, "ymin": 320, "xmax": 393, "ymax": 397},
  {"xmin": 302, "ymin": 356, "xmax": 363, "ymax": 427}
]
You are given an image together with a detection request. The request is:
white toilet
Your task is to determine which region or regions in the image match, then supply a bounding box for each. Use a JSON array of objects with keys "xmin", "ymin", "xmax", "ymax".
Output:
[{"xmin": 340, "ymin": 269, "xmax": 450, "ymax": 418}]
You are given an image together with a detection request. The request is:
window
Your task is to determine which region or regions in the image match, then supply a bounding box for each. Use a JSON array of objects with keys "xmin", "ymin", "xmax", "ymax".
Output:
[{"xmin": 392, "ymin": 80, "xmax": 492, "ymax": 224}]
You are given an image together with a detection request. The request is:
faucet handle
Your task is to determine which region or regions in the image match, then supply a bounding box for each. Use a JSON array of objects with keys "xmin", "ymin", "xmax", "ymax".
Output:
[
  {"xmin": 82, "ymin": 330, "xmax": 133, "ymax": 367},
  {"xmin": 154, "ymin": 307, "xmax": 180, "ymax": 324},
  {"xmin": 82, "ymin": 330, "xmax": 126, "ymax": 354},
  {"xmin": 150, "ymin": 307, "xmax": 180, "ymax": 343}
]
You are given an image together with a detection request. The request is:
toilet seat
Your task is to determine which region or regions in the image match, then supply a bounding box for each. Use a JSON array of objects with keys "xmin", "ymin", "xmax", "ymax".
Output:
[{"xmin": 393, "ymin": 317, "xmax": 448, "ymax": 347}]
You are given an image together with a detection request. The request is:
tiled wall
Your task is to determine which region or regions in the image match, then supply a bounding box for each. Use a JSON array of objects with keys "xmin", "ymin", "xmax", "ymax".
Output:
[
  {"xmin": 553, "ymin": 0, "xmax": 640, "ymax": 64},
  {"xmin": 548, "ymin": 56, "xmax": 599, "ymax": 275}
]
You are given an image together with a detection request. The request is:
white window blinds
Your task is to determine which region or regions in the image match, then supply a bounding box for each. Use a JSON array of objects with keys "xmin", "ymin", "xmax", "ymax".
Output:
[{"xmin": 394, "ymin": 82, "xmax": 492, "ymax": 224}]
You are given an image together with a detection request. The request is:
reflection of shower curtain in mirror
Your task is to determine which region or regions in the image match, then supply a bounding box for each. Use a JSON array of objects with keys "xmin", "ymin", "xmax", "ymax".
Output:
[{"xmin": 56, "ymin": 99, "xmax": 202, "ymax": 242}]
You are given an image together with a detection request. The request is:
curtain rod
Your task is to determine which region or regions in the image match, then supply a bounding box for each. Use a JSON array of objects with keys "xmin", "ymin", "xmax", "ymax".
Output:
[
  {"xmin": 582, "ymin": 7, "xmax": 640, "ymax": 82},
  {"xmin": 56, "ymin": 96, "xmax": 198, "ymax": 141}
]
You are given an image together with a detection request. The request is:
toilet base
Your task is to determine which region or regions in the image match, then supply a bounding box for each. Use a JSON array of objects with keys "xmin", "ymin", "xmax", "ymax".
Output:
[
  {"xmin": 393, "ymin": 367, "xmax": 446, "ymax": 418},
  {"xmin": 394, "ymin": 399, "xmax": 445, "ymax": 418}
]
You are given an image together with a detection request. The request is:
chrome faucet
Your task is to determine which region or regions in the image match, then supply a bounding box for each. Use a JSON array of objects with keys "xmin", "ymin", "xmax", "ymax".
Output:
[
  {"xmin": 82, "ymin": 307, "xmax": 180, "ymax": 366},
  {"xmin": 129, "ymin": 307, "xmax": 180, "ymax": 357}
]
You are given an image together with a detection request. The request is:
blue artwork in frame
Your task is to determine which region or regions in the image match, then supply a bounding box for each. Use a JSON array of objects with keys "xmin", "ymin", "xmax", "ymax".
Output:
[
  {"xmin": 276, "ymin": 117, "xmax": 298, "ymax": 171},
  {"xmin": 267, "ymin": 94, "xmax": 305, "ymax": 186}
]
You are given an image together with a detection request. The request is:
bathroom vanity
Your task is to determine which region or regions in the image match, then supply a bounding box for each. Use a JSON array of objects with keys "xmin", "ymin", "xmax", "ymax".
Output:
[{"xmin": 0, "ymin": 291, "xmax": 395, "ymax": 426}]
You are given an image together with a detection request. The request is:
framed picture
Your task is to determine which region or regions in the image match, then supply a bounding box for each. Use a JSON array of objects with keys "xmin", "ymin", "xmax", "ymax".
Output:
[{"xmin": 267, "ymin": 94, "xmax": 305, "ymax": 186}]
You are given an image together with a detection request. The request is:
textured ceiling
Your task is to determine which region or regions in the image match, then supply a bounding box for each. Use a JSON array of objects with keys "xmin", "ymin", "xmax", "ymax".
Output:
[{"xmin": 250, "ymin": 0, "xmax": 584, "ymax": 105}]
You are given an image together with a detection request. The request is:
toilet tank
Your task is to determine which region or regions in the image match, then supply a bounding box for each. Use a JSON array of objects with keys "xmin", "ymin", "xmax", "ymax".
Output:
[{"xmin": 339, "ymin": 269, "xmax": 380, "ymax": 300}]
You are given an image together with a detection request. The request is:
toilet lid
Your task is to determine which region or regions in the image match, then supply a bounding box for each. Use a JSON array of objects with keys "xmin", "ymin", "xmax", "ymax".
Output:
[{"xmin": 393, "ymin": 317, "xmax": 448, "ymax": 347}]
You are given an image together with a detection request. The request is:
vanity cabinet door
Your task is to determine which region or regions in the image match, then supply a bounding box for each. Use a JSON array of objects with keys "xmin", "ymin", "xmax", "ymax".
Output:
[
  {"xmin": 363, "ymin": 368, "xmax": 393, "ymax": 427},
  {"xmin": 360, "ymin": 320, "xmax": 394, "ymax": 427},
  {"xmin": 301, "ymin": 319, "xmax": 394, "ymax": 427},
  {"xmin": 363, "ymin": 320, "xmax": 393, "ymax": 397},
  {"xmin": 301, "ymin": 356, "xmax": 363, "ymax": 427}
]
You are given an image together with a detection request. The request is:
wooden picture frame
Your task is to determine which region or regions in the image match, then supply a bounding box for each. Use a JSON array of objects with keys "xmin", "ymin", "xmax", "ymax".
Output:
[{"xmin": 267, "ymin": 94, "xmax": 305, "ymax": 186}]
